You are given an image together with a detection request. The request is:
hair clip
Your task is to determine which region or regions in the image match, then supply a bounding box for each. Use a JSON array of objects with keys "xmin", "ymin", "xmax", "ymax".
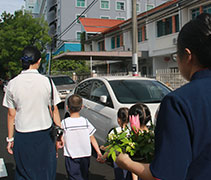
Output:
[{"xmin": 21, "ymin": 55, "xmax": 33, "ymax": 62}]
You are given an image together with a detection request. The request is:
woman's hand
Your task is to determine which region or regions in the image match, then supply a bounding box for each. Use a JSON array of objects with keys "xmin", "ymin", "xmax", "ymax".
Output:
[
  {"xmin": 7, "ymin": 141, "xmax": 14, "ymax": 154},
  {"xmin": 56, "ymin": 136, "xmax": 64, "ymax": 158}
]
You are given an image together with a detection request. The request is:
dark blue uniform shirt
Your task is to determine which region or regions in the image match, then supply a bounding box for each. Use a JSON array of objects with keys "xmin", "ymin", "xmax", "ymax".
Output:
[{"xmin": 150, "ymin": 69, "xmax": 211, "ymax": 180}]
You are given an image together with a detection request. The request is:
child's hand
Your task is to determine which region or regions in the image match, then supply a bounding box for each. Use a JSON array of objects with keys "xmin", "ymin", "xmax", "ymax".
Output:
[
  {"xmin": 96, "ymin": 153, "xmax": 104, "ymax": 163},
  {"xmin": 100, "ymin": 145, "xmax": 106, "ymax": 151}
]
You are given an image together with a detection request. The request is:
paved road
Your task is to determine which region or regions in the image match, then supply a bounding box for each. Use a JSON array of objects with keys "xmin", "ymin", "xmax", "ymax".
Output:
[{"xmin": 0, "ymin": 89, "xmax": 114, "ymax": 180}]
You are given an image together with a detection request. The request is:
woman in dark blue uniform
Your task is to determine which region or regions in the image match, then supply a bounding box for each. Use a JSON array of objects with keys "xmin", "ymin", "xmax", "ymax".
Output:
[{"xmin": 116, "ymin": 13, "xmax": 211, "ymax": 180}]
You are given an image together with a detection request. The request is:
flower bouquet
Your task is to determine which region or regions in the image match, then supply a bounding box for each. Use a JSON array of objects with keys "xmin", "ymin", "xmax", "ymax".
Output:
[{"xmin": 104, "ymin": 115, "xmax": 155, "ymax": 163}]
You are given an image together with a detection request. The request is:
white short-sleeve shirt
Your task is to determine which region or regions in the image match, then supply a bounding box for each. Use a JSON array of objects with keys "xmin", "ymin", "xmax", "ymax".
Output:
[
  {"xmin": 2, "ymin": 69, "xmax": 61, "ymax": 132},
  {"xmin": 61, "ymin": 116, "xmax": 96, "ymax": 158}
]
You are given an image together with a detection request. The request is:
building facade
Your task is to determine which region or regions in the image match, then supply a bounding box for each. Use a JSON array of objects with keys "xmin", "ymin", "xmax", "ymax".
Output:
[
  {"xmin": 84, "ymin": 0, "xmax": 211, "ymax": 77},
  {"xmin": 30, "ymin": 0, "xmax": 168, "ymax": 54}
]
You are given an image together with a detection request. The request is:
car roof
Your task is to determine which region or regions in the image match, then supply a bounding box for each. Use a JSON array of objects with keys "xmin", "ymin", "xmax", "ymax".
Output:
[{"xmin": 83, "ymin": 76, "xmax": 156, "ymax": 81}]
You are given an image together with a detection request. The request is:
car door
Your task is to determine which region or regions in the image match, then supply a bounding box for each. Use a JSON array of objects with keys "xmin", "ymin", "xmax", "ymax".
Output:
[{"xmin": 84, "ymin": 80, "xmax": 118, "ymax": 145}]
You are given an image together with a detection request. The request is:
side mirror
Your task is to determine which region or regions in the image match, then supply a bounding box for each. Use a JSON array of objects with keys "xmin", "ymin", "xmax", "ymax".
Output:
[{"xmin": 100, "ymin": 95, "xmax": 107, "ymax": 104}]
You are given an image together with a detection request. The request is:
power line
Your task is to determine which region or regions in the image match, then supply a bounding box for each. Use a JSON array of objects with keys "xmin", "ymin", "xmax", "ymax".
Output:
[{"xmin": 57, "ymin": 0, "xmax": 99, "ymax": 40}]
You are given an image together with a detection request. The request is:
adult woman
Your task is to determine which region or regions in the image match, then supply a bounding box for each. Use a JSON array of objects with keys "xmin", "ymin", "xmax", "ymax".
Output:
[
  {"xmin": 3, "ymin": 46, "xmax": 62, "ymax": 179},
  {"xmin": 116, "ymin": 13, "xmax": 211, "ymax": 180}
]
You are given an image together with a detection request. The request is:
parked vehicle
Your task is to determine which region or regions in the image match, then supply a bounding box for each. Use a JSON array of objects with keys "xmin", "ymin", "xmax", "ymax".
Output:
[
  {"xmin": 64, "ymin": 76, "xmax": 172, "ymax": 145},
  {"xmin": 48, "ymin": 75, "xmax": 76, "ymax": 102}
]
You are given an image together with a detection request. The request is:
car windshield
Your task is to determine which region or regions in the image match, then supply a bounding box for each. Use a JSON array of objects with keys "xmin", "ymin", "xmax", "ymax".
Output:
[
  {"xmin": 109, "ymin": 80, "xmax": 171, "ymax": 104},
  {"xmin": 51, "ymin": 76, "xmax": 74, "ymax": 86}
]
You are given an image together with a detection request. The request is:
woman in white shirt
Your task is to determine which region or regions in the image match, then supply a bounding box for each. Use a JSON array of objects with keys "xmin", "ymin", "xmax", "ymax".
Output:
[{"xmin": 3, "ymin": 46, "xmax": 62, "ymax": 180}]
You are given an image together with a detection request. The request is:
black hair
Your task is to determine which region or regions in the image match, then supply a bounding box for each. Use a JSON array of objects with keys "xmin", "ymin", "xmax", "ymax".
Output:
[
  {"xmin": 177, "ymin": 13, "xmax": 211, "ymax": 67},
  {"xmin": 128, "ymin": 103, "xmax": 151, "ymax": 125},
  {"xmin": 117, "ymin": 107, "xmax": 129, "ymax": 123},
  {"xmin": 21, "ymin": 46, "xmax": 41, "ymax": 70},
  {"xmin": 68, "ymin": 94, "xmax": 82, "ymax": 112}
]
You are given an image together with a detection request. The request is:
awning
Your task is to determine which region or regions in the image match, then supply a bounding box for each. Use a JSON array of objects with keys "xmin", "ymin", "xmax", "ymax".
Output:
[{"xmin": 53, "ymin": 51, "xmax": 148, "ymax": 61}]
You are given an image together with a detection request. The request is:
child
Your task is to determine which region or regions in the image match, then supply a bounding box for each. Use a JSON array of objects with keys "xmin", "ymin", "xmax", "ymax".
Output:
[
  {"xmin": 128, "ymin": 103, "xmax": 151, "ymax": 133},
  {"xmin": 61, "ymin": 94, "xmax": 102, "ymax": 180},
  {"xmin": 128, "ymin": 103, "xmax": 152, "ymax": 180},
  {"xmin": 101, "ymin": 107, "xmax": 134, "ymax": 180}
]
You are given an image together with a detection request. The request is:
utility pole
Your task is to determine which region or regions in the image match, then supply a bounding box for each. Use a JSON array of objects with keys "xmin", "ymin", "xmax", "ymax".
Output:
[{"xmin": 132, "ymin": 0, "xmax": 139, "ymax": 76}]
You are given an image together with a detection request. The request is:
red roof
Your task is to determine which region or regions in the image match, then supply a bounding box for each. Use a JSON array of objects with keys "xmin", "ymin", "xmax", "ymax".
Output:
[{"xmin": 79, "ymin": 18, "xmax": 125, "ymax": 33}]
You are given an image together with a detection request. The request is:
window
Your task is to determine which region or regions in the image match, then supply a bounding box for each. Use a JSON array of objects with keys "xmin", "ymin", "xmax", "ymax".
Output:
[
  {"xmin": 138, "ymin": 29, "xmax": 142, "ymax": 42},
  {"xmin": 138, "ymin": 26, "xmax": 147, "ymax": 42},
  {"xmin": 146, "ymin": 4, "xmax": 154, "ymax": 11},
  {"xmin": 75, "ymin": 80, "xmax": 92, "ymax": 99},
  {"xmin": 76, "ymin": 0, "xmax": 85, "ymax": 7},
  {"xmin": 76, "ymin": 32, "xmax": 81, "ymax": 41},
  {"xmin": 109, "ymin": 80, "xmax": 170, "ymax": 104},
  {"xmin": 111, "ymin": 37, "xmax": 115, "ymax": 49},
  {"xmin": 157, "ymin": 17, "xmax": 172, "ymax": 37},
  {"xmin": 100, "ymin": 16, "xmax": 110, "ymax": 19},
  {"xmin": 76, "ymin": 14, "xmax": 86, "ymax": 23},
  {"xmin": 101, "ymin": 0, "xmax": 109, "ymax": 9},
  {"xmin": 116, "ymin": 2, "xmax": 125, "ymax": 11},
  {"xmin": 116, "ymin": 17, "xmax": 125, "ymax": 20},
  {"xmin": 116, "ymin": 35, "xmax": 120, "ymax": 48},
  {"xmin": 98, "ymin": 41, "xmax": 105, "ymax": 51},
  {"xmin": 136, "ymin": 3, "xmax": 140, "ymax": 12},
  {"xmin": 192, "ymin": 8, "xmax": 200, "ymax": 19},
  {"xmin": 90, "ymin": 80, "xmax": 113, "ymax": 108},
  {"xmin": 203, "ymin": 4, "xmax": 211, "ymax": 14}
]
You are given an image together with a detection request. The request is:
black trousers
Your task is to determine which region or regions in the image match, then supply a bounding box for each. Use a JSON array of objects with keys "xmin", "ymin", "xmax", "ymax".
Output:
[{"xmin": 65, "ymin": 156, "xmax": 90, "ymax": 180}]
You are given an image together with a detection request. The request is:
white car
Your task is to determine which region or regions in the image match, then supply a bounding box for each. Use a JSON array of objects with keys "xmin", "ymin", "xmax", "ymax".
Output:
[{"xmin": 64, "ymin": 76, "xmax": 171, "ymax": 145}]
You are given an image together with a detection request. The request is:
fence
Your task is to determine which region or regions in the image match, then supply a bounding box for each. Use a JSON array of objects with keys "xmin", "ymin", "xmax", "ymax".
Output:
[
  {"xmin": 51, "ymin": 69, "xmax": 187, "ymax": 90},
  {"xmin": 156, "ymin": 69, "xmax": 188, "ymax": 90}
]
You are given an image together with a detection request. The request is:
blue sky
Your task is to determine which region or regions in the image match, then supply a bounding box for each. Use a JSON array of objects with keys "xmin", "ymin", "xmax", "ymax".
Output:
[{"xmin": 0, "ymin": 0, "xmax": 25, "ymax": 15}]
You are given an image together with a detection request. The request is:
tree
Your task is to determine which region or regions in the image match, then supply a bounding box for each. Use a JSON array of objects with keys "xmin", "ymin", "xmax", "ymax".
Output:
[
  {"xmin": 0, "ymin": 11, "xmax": 51, "ymax": 78},
  {"xmin": 50, "ymin": 59, "xmax": 90, "ymax": 76}
]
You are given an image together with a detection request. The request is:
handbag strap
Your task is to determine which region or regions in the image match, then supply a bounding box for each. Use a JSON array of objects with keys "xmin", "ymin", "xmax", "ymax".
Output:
[{"xmin": 48, "ymin": 77, "xmax": 54, "ymax": 121}]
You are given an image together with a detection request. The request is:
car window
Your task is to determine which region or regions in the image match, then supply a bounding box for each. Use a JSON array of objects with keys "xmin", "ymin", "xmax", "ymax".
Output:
[
  {"xmin": 75, "ymin": 80, "xmax": 92, "ymax": 99},
  {"xmin": 109, "ymin": 80, "xmax": 171, "ymax": 104},
  {"xmin": 51, "ymin": 76, "xmax": 75, "ymax": 86},
  {"xmin": 90, "ymin": 80, "xmax": 114, "ymax": 108}
]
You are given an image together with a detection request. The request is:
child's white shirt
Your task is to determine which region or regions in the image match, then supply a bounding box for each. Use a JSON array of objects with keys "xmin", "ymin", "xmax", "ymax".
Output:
[{"xmin": 61, "ymin": 116, "xmax": 96, "ymax": 158}]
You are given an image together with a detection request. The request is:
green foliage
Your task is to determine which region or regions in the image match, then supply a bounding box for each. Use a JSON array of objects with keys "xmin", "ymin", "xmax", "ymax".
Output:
[
  {"xmin": 104, "ymin": 126, "xmax": 155, "ymax": 163},
  {"xmin": 50, "ymin": 59, "xmax": 90, "ymax": 75},
  {"xmin": 105, "ymin": 128, "xmax": 136, "ymax": 162},
  {"xmin": 0, "ymin": 11, "xmax": 51, "ymax": 78}
]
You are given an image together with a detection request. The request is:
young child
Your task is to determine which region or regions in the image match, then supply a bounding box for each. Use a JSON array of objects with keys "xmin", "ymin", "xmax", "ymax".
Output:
[
  {"xmin": 101, "ymin": 107, "xmax": 134, "ymax": 180},
  {"xmin": 128, "ymin": 103, "xmax": 151, "ymax": 133},
  {"xmin": 128, "ymin": 103, "xmax": 152, "ymax": 180},
  {"xmin": 61, "ymin": 94, "xmax": 102, "ymax": 180}
]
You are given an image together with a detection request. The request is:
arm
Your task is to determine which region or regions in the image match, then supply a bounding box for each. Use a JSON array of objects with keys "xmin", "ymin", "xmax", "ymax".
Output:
[
  {"xmin": 7, "ymin": 108, "xmax": 16, "ymax": 154},
  {"xmin": 48, "ymin": 105, "xmax": 61, "ymax": 127},
  {"xmin": 52, "ymin": 105, "xmax": 61, "ymax": 127},
  {"xmin": 116, "ymin": 153, "xmax": 154, "ymax": 180},
  {"xmin": 52, "ymin": 105, "xmax": 64, "ymax": 152},
  {"xmin": 90, "ymin": 135, "xmax": 102, "ymax": 161}
]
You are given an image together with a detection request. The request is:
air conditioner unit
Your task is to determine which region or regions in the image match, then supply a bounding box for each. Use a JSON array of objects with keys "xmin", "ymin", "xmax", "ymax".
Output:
[{"xmin": 173, "ymin": 38, "xmax": 177, "ymax": 45}]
